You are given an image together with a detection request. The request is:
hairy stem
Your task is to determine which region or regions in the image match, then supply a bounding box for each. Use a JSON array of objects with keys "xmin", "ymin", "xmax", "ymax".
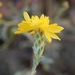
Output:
[{"xmin": 31, "ymin": 30, "xmax": 45, "ymax": 75}]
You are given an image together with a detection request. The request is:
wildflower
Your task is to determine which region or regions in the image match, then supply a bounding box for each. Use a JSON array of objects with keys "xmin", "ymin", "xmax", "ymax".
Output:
[
  {"xmin": 15, "ymin": 12, "xmax": 64, "ymax": 42},
  {"xmin": 0, "ymin": 13, "xmax": 3, "ymax": 19},
  {"xmin": 15, "ymin": 12, "xmax": 64, "ymax": 75},
  {"xmin": 0, "ymin": 2, "xmax": 2, "ymax": 7},
  {"xmin": 63, "ymin": 1, "xmax": 69, "ymax": 9}
]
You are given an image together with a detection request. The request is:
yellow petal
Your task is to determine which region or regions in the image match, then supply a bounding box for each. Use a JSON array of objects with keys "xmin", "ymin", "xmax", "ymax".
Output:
[
  {"xmin": 44, "ymin": 17, "xmax": 49, "ymax": 25},
  {"xmin": 15, "ymin": 23, "xmax": 35, "ymax": 34},
  {"xmin": 14, "ymin": 31, "xmax": 24, "ymax": 34},
  {"xmin": 23, "ymin": 12, "xmax": 30, "ymax": 21},
  {"xmin": 40, "ymin": 14, "xmax": 44, "ymax": 19},
  {"xmin": 18, "ymin": 22, "xmax": 30, "ymax": 28},
  {"xmin": 45, "ymin": 31, "xmax": 51, "ymax": 42},
  {"xmin": 29, "ymin": 31, "xmax": 35, "ymax": 34},
  {"xmin": 35, "ymin": 16, "xmax": 39, "ymax": 19},
  {"xmin": 14, "ymin": 28, "xmax": 26, "ymax": 34},
  {"xmin": 31, "ymin": 16, "xmax": 35, "ymax": 19},
  {"xmin": 49, "ymin": 32, "xmax": 61, "ymax": 40},
  {"xmin": 18, "ymin": 22, "xmax": 34, "ymax": 29},
  {"xmin": 48, "ymin": 23, "xmax": 64, "ymax": 33}
]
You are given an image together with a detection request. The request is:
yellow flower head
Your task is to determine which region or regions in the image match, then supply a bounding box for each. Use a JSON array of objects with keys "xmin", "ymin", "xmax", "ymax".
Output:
[
  {"xmin": 15, "ymin": 12, "xmax": 64, "ymax": 42},
  {"xmin": 0, "ymin": 2, "xmax": 2, "ymax": 7},
  {"xmin": 0, "ymin": 13, "xmax": 3, "ymax": 19}
]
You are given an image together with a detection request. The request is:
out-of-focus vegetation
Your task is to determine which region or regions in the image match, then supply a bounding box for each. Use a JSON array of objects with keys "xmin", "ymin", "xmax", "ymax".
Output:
[{"xmin": 0, "ymin": 0, "xmax": 75, "ymax": 75}]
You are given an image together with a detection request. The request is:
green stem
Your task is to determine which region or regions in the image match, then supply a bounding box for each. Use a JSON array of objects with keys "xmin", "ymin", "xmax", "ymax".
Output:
[{"xmin": 31, "ymin": 30, "xmax": 45, "ymax": 75}]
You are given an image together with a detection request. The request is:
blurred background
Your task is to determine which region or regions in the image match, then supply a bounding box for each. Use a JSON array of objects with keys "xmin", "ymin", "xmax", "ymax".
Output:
[{"xmin": 0, "ymin": 0, "xmax": 75, "ymax": 75}]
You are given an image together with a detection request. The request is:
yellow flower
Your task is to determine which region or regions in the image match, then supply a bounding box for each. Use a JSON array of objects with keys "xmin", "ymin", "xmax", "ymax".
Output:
[
  {"xmin": 0, "ymin": 2, "xmax": 2, "ymax": 7},
  {"xmin": 15, "ymin": 12, "xmax": 64, "ymax": 42},
  {"xmin": 0, "ymin": 13, "xmax": 3, "ymax": 19}
]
